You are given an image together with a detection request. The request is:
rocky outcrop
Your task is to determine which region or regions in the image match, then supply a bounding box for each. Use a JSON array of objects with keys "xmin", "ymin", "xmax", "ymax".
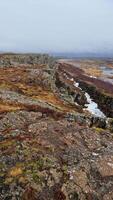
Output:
[
  {"xmin": 0, "ymin": 54, "xmax": 113, "ymax": 200},
  {"xmin": 0, "ymin": 54, "xmax": 55, "ymax": 67},
  {"xmin": 79, "ymin": 81, "xmax": 113, "ymax": 118},
  {"xmin": 58, "ymin": 61, "xmax": 113, "ymax": 118},
  {"xmin": 55, "ymin": 70, "xmax": 87, "ymax": 108}
]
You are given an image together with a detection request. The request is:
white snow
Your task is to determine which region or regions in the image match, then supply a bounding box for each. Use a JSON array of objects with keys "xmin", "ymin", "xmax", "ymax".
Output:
[
  {"xmin": 74, "ymin": 82, "xmax": 82, "ymax": 90},
  {"xmin": 84, "ymin": 92, "xmax": 106, "ymax": 118},
  {"xmin": 69, "ymin": 79, "xmax": 106, "ymax": 118},
  {"xmin": 89, "ymin": 75, "xmax": 97, "ymax": 79},
  {"xmin": 92, "ymin": 152, "xmax": 98, "ymax": 156},
  {"xmin": 70, "ymin": 78, "xmax": 74, "ymax": 81},
  {"xmin": 74, "ymin": 82, "xmax": 79, "ymax": 87}
]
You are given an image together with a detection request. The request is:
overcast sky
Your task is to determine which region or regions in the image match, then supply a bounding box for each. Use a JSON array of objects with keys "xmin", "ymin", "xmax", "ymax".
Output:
[{"xmin": 0, "ymin": 0, "xmax": 113, "ymax": 54}]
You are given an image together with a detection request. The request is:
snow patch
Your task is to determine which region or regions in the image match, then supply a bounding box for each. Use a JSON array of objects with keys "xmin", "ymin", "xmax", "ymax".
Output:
[
  {"xmin": 74, "ymin": 82, "xmax": 82, "ymax": 90},
  {"xmin": 92, "ymin": 152, "xmax": 99, "ymax": 156},
  {"xmin": 74, "ymin": 82, "xmax": 79, "ymax": 87},
  {"xmin": 84, "ymin": 92, "xmax": 106, "ymax": 118},
  {"xmin": 73, "ymin": 81, "xmax": 106, "ymax": 118},
  {"xmin": 70, "ymin": 78, "xmax": 74, "ymax": 81},
  {"xmin": 89, "ymin": 75, "xmax": 97, "ymax": 79}
]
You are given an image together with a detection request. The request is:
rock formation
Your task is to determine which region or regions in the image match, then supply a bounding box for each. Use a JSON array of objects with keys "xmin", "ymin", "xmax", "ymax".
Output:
[{"xmin": 0, "ymin": 54, "xmax": 113, "ymax": 200}]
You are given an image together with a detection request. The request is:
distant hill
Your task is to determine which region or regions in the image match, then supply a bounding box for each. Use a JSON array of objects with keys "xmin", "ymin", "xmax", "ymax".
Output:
[{"xmin": 51, "ymin": 52, "xmax": 113, "ymax": 59}]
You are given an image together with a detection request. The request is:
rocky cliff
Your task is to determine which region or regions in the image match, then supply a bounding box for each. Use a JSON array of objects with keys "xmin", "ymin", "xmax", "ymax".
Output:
[{"xmin": 0, "ymin": 54, "xmax": 113, "ymax": 200}]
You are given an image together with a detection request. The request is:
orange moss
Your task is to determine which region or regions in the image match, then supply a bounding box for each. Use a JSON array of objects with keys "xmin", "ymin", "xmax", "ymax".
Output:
[
  {"xmin": 0, "ymin": 139, "xmax": 15, "ymax": 149},
  {"xmin": 0, "ymin": 66, "xmax": 81, "ymax": 115},
  {"xmin": 9, "ymin": 167, "xmax": 23, "ymax": 177},
  {"xmin": 0, "ymin": 103, "xmax": 22, "ymax": 113},
  {"xmin": 15, "ymin": 83, "xmax": 79, "ymax": 113}
]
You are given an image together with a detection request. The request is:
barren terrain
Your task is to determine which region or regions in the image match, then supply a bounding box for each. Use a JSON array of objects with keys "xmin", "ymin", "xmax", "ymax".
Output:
[{"xmin": 0, "ymin": 54, "xmax": 113, "ymax": 200}]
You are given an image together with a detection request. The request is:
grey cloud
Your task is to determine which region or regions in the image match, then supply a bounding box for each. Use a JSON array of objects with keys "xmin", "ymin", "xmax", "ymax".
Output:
[{"xmin": 0, "ymin": 0, "xmax": 113, "ymax": 53}]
